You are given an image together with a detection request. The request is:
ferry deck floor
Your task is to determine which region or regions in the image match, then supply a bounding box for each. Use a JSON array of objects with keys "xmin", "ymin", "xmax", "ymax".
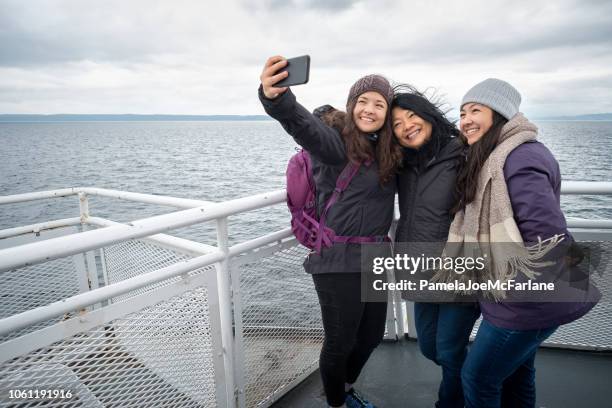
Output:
[{"xmin": 273, "ymin": 338, "xmax": 612, "ymax": 408}]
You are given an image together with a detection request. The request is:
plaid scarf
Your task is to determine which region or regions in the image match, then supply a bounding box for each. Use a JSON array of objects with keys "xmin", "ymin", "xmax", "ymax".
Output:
[{"xmin": 432, "ymin": 113, "xmax": 564, "ymax": 300}]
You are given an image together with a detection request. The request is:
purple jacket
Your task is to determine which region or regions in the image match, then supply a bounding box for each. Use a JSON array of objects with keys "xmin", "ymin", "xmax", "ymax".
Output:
[{"xmin": 479, "ymin": 141, "xmax": 600, "ymax": 330}]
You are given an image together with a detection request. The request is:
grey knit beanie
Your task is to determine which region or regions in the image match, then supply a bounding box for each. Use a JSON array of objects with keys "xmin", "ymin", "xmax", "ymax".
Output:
[
  {"xmin": 461, "ymin": 78, "xmax": 521, "ymax": 120},
  {"xmin": 347, "ymin": 74, "xmax": 393, "ymax": 110}
]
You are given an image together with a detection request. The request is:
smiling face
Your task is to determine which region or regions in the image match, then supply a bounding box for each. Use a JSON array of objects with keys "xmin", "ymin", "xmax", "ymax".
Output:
[
  {"xmin": 391, "ymin": 107, "xmax": 433, "ymax": 149},
  {"xmin": 460, "ymin": 103, "xmax": 494, "ymax": 145},
  {"xmin": 352, "ymin": 91, "xmax": 388, "ymax": 133}
]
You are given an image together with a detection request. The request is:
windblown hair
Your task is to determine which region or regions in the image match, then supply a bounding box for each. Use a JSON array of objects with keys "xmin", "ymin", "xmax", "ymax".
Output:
[
  {"xmin": 314, "ymin": 103, "xmax": 403, "ymax": 184},
  {"xmin": 452, "ymin": 110, "xmax": 508, "ymax": 214},
  {"xmin": 392, "ymin": 84, "xmax": 460, "ymax": 156}
]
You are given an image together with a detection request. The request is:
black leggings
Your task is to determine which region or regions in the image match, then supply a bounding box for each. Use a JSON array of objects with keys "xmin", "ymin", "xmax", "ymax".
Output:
[{"xmin": 312, "ymin": 273, "xmax": 387, "ymax": 407}]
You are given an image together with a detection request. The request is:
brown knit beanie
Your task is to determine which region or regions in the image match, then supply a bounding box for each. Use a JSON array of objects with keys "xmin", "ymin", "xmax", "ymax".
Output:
[{"xmin": 346, "ymin": 74, "xmax": 393, "ymax": 111}]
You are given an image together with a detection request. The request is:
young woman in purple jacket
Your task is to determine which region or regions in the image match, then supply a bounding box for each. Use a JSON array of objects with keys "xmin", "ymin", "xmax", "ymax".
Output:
[{"xmin": 452, "ymin": 78, "xmax": 600, "ymax": 407}]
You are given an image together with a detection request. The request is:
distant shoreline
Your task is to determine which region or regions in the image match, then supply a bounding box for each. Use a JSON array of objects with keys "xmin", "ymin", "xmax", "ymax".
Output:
[
  {"xmin": 0, "ymin": 114, "xmax": 273, "ymax": 122},
  {"xmin": 1, "ymin": 113, "xmax": 611, "ymax": 123},
  {"xmin": 533, "ymin": 113, "xmax": 612, "ymax": 121}
]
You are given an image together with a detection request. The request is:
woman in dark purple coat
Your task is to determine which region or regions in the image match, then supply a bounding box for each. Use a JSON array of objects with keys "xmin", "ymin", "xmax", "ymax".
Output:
[{"xmin": 451, "ymin": 78, "xmax": 600, "ymax": 408}]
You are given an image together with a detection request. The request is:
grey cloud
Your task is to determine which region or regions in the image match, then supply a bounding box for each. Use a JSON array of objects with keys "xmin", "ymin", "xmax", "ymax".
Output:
[
  {"xmin": 325, "ymin": 17, "xmax": 612, "ymax": 70},
  {"xmin": 298, "ymin": 0, "xmax": 360, "ymax": 10},
  {"xmin": 0, "ymin": 28, "xmax": 164, "ymax": 67},
  {"xmin": 245, "ymin": 0, "xmax": 360, "ymax": 12},
  {"xmin": 1, "ymin": 0, "xmax": 610, "ymax": 116},
  {"xmin": 0, "ymin": 5, "xmax": 177, "ymax": 66}
]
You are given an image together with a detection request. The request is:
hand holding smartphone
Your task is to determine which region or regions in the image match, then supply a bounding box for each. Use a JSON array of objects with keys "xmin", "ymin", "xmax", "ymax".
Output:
[
  {"xmin": 274, "ymin": 55, "xmax": 310, "ymax": 87},
  {"xmin": 260, "ymin": 55, "xmax": 310, "ymax": 99}
]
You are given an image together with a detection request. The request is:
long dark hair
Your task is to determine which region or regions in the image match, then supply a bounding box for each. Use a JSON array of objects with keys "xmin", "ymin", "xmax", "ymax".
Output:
[
  {"xmin": 392, "ymin": 84, "xmax": 460, "ymax": 161},
  {"xmin": 315, "ymin": 102, "xmax": 403, "ymax": 184},
  {"xmin": 452, "ymin": 110, "xmax": 508, "ymax": 213}
]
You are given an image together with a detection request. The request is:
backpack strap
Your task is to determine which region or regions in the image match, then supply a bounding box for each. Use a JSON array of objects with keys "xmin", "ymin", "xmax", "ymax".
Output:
[
  {"xmin": 313, "ymin": 161, "xmax": 361, "ymax": 253},
  {"xmin": 324, "ymin": 161, "xmax": 361, "ymax": 214}
]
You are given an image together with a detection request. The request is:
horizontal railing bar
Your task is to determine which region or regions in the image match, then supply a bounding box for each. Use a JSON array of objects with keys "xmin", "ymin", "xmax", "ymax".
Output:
[
  {"xmin": 0, "ymin": 217, "xmax": 605, "ymax": 247},
  {"xmin": 228, "ymin": 227, "xmax": 293, "ymax": 257},
  {"xmin": 0, "ymin": 181, "xmax": 609, "ymax": 208},
  {"xmin": 78, "ymin": 187, "xmax": 216, "ymax": 209},
  {"xmin": 0, "ymin": 217, "xmax": 82, "ymax": 240},
  {"xmin": 0, "ymin": 249, "xmax": 225, "ymax": 336},
  {"xmin": 1, "ymin": 183, "xmax": 609, "ymax": 273},
  {"xmin": 0, "ymin": 266, "xmax": 213, "ymax": 364},
  {"xmin": 0, "ymin": 189, "xmax": 287, "ymax": 272},
  {"xmin": 561, "ymin": 181, "xmax": 612, "ymax": 194},
  {"xmin": 0, "ymin": 187, "xmax": 216, "ymax": 209},
  {"xmin": 566, "ymin": 218, "xmax": 612, "ymax": 229},
  {"xmin": 87, "ymin": 216, "xmax": 217, "ymax": 256},
  {"xmin": 0, "ymin": 188, "xmax": 79, "ymax": 204}
]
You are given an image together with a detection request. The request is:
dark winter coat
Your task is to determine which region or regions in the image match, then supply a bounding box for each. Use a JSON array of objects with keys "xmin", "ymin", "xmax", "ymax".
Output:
[
  {"xmin": 395, "ymin": 137, "xmax": 464, "ymax": 243},
  {"xmin": 259, "ymin": 86, "xmax": 395, "ymax": 274},
  {"xmin": 480, "ymin": 140, "xmax": 600, "ymax": 330}
]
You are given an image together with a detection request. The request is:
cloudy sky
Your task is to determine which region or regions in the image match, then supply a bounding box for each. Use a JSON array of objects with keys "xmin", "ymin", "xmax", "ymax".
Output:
[{"xmin": 1, "ymin": 0, "xmax": 611, "ymax": 117}]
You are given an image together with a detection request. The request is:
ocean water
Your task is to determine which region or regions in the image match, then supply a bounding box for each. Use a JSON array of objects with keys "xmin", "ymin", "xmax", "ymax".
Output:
[{"xmin": 1, "ymin": 120, "xmax": 611, "ymax": 245}]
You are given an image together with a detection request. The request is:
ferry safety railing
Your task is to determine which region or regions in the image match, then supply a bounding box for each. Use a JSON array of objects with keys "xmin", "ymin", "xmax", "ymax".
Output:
[
  {"xmin": 0, "ymin": 187, "xmax": 314, "ymax": 408},
  {"xmin": 0, "ymin": 182, "xmax": 611, "ymax": 407}
]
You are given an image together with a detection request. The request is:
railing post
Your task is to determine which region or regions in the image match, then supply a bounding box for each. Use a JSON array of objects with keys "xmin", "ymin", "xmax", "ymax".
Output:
[
  {"xmin": 230, "ymin": 261, "xmax": 246, "ymax": 408},
  {"xmin": 385, "ymin": 211, "xmax": 402, "ymax": 340},
  {"xmin": 405, "ymin": 301, "xmax": 417, "ymax": 339},
  {"xmin": 216, "ymin": 217, "xmax": 237, "ymax": 408},
  {"xmin": 384, "ymin": 269, "xmax": 399, "ymax": 341},
  {"xmin": 78, "ymin": 192, "xmax": 89, "ymax": 223},
  {"xmin": 392, "ymin": 282, "xmax": 406, "ymax": 338},
  {"xmin": 78, "ymin": 192, "xmax": 101, "ymax": 294}
]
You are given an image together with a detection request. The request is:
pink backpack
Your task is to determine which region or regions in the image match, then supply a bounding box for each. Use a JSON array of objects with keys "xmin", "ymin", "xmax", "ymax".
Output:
[{"xmin": 286, "ymin": 149, "xmax": 385, "ymax": 253}]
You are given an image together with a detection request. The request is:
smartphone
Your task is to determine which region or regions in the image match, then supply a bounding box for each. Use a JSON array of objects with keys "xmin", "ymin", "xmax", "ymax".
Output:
[{"xmin": 275, "ymin": 55, "xmax": 310, "ymax": 87}]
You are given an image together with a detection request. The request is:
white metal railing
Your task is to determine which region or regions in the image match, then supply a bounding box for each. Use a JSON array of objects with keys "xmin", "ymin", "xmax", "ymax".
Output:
[
  {"xmin": 0, "ymin": 187, "xmax": 293, "ymax": 408},
  {"xmin": 0, "ymin": 181, "xmax": 611, "ymax": 407}
]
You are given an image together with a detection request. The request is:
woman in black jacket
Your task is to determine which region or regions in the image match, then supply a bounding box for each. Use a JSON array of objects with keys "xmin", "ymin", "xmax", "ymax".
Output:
[
  {"xmin": 260, "ymin": 56, "xmax": 403, "ymax": 408},
  {"xmin": 392, "ymin": 86, "xmax": 480, "ymax": 408}
]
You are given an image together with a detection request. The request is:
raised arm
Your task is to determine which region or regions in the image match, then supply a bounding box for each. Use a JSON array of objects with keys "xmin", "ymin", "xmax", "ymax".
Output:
[{"xmin": 258, "ymin": 56, "xmax": 346, "ymax": 164}]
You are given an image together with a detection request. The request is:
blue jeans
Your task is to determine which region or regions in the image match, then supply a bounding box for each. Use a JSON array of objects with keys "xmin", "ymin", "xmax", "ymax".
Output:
[
  {"xmin": 461, "ymin": 319, "xmax": 558, "ymax": 408},
  {"xmin": 414, "ymin": 302, "xmax": 480, "ymax": 408}
]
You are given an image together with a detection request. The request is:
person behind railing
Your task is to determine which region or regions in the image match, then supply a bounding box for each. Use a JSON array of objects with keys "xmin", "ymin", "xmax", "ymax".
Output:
[
  {"xmin": 390, "ymin": 85, "xmax": 481, "ymax": 408},
  {"xmin": 437, "ymin": 78, "xmax": 601, "ymax": 407},
  {"xmin": 259, "ymin": 56, "xmax": 403, "ymax": 408}
]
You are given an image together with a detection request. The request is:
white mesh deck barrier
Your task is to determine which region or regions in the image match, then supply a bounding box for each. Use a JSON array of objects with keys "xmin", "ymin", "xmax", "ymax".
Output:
[
  {"xmin": 0, "ymin": 184, "xmax": 611, "ymax": 407},
  {"xmin": 469, "ymin": 240, "xmax": 612, "ymax": 351},
  {"xmin": 0, "ymin": 238, "xmax": 223, "ymax": 407},
  {"xmin": 233, "ymin": 244, "xmax": 323, "ymax": 407}
]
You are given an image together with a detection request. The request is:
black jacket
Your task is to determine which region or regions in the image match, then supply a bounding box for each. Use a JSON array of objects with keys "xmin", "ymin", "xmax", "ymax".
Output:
[
  {"xmin": 259, "ymin": 87, "xmax": 395, "ymax": 274},
  {"xmin": 395, "ymin": 137, "xmax": 464, "ymax": 243}
]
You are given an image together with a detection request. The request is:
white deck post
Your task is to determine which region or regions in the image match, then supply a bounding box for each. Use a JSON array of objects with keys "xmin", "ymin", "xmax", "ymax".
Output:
[
  {"xmin": 79, "ymin": 192, "xmax": 100, "ymax": 293},
  {"xmin": 215, "ymin": 217, "xmax": 237, "ymax": 408},
  {"xmin": 405, "ymin": 301, "xmax": 417, "ymax": 339},
  {"xmin": 384, "ymin": 269, "xmax": 399, "ymax": 341}
]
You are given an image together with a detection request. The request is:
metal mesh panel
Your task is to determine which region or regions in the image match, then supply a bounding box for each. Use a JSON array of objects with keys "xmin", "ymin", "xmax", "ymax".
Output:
[
  {"xmin": 0, "ymin": 256, "xmax": 83, "ymax": 342},
  {"xmin": 545, "ymin": 253, "xmax": 612, "ymax": 349},
  {"xmin": 237, "ymin": 244, "xmax": 323, "ymax": 408},
  {"xmin": 469, "ymin": 241, "xmax": 612, "ymax": 350},
  {"xmin": 0, "ymin": 286, "xmax": 218, "ymax": 408},
  {"xmin": 103, "ymin": 240, "xmax": 192, "ymax": 302}
]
